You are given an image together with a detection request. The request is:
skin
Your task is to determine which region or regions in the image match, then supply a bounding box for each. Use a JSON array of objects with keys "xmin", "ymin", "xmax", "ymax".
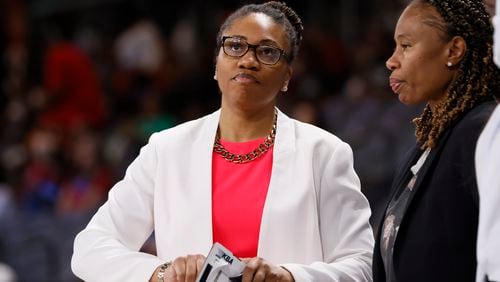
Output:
[
  {"xmin": 483, "ymin": 0, "xmax": 495, "ymax": 16},
  {"xmin": 149, "ymin": 12, "xmax": 294, "ymax": 282},
  {"xmin": 386, "ymin": 3, "xmax": 466, "ymax": 112},
  {"xmin": 215, "ymin": 12, "xmax": 292, "ymax": 142}
]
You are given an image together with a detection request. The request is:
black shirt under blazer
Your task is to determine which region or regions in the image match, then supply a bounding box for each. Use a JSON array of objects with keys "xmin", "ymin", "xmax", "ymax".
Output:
[{"xmin": 372, "ymin": 101, "xmax": 496, "ymax": 282}]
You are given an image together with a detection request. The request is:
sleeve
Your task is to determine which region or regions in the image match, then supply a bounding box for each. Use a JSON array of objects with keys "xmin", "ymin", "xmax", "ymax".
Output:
[
  {"xmin": 71, "ymin": 133, "xmax": 163, "ymax": 282},
  {"xmin": 281, "ymin": 141, "xmax": 375, "ymax": 281}
]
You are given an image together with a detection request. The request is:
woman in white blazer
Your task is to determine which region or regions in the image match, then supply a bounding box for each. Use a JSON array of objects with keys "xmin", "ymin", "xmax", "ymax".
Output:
[{"xmin": 71, "ymin": 2, "xmax": 374, "ymax": 282}]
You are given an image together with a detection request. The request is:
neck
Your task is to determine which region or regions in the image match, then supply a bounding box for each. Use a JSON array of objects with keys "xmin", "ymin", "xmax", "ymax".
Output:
[
  {"xmin": 428, "ymin": 93, "xmax": 447, "ymax": 114},
  {"xmin": 428, "ymin": 86, "xmax": 452, "ymax": 113},
  {"xmin": 219, "ymin": 106, "xmax": 276, "ymax": 142}
]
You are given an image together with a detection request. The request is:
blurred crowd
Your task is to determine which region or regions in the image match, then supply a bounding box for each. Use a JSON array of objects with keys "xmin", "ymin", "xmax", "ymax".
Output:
[{"xmin": 0, "ymin": 0, "xmax": 422, "ymax": 280}]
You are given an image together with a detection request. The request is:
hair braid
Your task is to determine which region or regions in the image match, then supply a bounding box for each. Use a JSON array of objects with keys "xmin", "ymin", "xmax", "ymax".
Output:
[
  {"xmin": 263, "ymin": 1, "xmax": 304, "ymax": 51},
  {"xmin": 412, "ymin": 0, "xmax": 499, "ymax": 149}
]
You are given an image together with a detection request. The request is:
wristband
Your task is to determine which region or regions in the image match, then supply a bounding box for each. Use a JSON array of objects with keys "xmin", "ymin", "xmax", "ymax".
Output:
[{"xmin": 157, "ymin": 261, "xmax": 172, "ymax": 282}]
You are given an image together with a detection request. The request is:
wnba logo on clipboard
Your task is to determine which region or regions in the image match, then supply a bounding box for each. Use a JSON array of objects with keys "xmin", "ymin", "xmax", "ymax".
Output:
[{"xmin": 196, "ymin": 242, "xmax": 245, "ymax": 282}]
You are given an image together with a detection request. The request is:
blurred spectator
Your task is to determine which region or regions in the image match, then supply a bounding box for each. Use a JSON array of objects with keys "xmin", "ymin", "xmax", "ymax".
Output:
[
  {"xmin": 136, "ymin": 94, "xmax": 176, "ymax": 143},
  {"xmin": 112, "ymin": 19, "xmax": 172, "ymax": 117},
  {"xmin": 0, "ymin": 0, "xmax": 38, "ymax": 188},
  {"xmin": 39, "ymin": 13, "xmax": 107, "ymax": 133},
  {"xmin": 20, "ymin": 126, "xmax": 61, "ymax": 212},
  {"xmin": 320, "ymin": 70, "xmax": 422, "ymax": 227},
  {"xmin": 291, "ymin": 99, "xmax": 319, "ymax": 125},
  {"xmin": 102, "ymin": 118, "xmax": 140, "ymax": 179},
  {"xmin": 57, "ymin": 128, "xmax": 111, "ymax": 214},
  {"xmin": 114, "ymin": 19, "xmax": 164, "ymax": 75}
]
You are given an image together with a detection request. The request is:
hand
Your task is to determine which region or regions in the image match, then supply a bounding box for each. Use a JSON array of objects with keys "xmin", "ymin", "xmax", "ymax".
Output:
[
  {"xmin": 150, "ymin": 254, "xmax": 205, "ymax": 282},
  {"xmin": 241, "ymin": 257, "xmax": 294, "ymax": 282}
]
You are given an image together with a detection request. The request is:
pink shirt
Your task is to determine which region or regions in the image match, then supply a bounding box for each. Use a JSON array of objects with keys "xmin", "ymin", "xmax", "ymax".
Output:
[{"xmin": 212, "ymin": 138, "xmax": 273, "ymax": 258}]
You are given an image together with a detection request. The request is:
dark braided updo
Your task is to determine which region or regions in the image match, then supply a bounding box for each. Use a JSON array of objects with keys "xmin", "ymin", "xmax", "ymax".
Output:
[
  {"xmin": 215, "ymin": 1, "xmax": 304, "ymax": 63},
  {"xmin": 411, "ymin": 0, "xmax": 499, "ymax": 149}
]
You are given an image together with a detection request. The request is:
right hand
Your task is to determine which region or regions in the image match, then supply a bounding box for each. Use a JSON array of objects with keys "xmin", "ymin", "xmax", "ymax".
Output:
[{"xmin": 151, "ymin": 254, "xmax": 205, "ymax": 282}]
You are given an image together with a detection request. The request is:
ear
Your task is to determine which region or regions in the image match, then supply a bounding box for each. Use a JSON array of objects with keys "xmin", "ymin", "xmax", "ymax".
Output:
[
  {"xmin": 285, "ymin": 65, "xmax": 293, "ymax": 83},
  {"xmin": 447, "ymin": 36, "xmax": 467, "ymax": 65},
  {"xmin": 281, "ymin": 66, "xmax": 293, "ymax": 92}
]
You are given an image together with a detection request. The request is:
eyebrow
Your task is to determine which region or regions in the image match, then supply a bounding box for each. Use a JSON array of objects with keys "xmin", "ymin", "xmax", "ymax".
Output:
[
  {"xmin": 394, "ymin": 34, "xmax": 412, "ymax": 41},
  {"xmin": 225, "ymin": 35, "xmax": 280, "ymax": 47}
]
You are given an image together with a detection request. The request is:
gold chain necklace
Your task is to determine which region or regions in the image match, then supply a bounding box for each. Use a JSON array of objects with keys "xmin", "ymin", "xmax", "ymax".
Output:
[{"xmin": 213, "ymin": 111, "xmax": 277, "ymax": 164}]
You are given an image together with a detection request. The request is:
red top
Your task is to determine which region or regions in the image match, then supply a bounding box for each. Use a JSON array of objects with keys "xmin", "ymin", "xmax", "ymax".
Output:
[
  {"xmin": 42, "ymin": 42, "xmax": 106, "ymax": 131},
  {"xmin": 211, "ymin": 138, "xmax": 273, "ymax": 258}
]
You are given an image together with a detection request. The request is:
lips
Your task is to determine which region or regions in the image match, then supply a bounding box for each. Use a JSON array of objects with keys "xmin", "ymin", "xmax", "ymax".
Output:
[
  {"xmin": 389, "ymin": 77, "xmax": 404, "ymax": 94},
  {"xmin": 233, "ymin": 73, "xmax": 259, "ymax": 84}
]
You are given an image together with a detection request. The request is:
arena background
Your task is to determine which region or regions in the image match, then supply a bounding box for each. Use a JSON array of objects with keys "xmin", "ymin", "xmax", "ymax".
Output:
[{"xmin": 0, "ymin": 0, "xmax": 422, "ymax": 280}]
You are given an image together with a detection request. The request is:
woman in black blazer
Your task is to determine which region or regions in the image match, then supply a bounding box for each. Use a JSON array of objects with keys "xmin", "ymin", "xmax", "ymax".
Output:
[{"xmin": 374, "ymin": 0, "xmax": 500, "ymax": 281}]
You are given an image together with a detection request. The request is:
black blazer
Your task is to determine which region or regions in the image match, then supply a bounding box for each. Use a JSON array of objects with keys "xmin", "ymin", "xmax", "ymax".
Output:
[{"xmin": 372, "ymin": 101, "xmax": 496, "ymax": 282}]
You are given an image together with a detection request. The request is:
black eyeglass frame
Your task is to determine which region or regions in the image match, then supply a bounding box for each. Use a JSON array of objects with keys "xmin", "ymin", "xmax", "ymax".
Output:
[{"xmin": 221, "ymin": 36, "xmax": 291, "ymax": 65}]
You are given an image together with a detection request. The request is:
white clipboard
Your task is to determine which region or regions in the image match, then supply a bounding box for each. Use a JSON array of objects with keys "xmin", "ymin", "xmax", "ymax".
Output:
[{"xmin": 196, "ymin": 242, "xmax": 245, "ymax": 282}]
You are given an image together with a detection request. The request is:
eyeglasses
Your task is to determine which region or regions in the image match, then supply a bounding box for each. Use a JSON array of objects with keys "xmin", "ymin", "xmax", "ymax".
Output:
[{"xmin": 221, "ymin": 36, "xmax": 290, "ymax": 65}]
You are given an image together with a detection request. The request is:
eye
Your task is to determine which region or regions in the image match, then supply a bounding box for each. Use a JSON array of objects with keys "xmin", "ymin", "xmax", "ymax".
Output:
[
  {"xmin": 227, "ymin": 41, "xmax": 244, "ymax": 52},
  {"xmin": 257, "ymin": 46, "xmax": 280, "ymax": 58},
  {"xmin": 400, "ymin": 43, "xmax": 411, "ymax": 50}
]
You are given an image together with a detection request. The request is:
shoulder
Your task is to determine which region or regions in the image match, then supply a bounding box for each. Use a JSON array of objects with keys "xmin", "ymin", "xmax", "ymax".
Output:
[
  {"xmin": 285, "ymin": 115, "xmax": 352, "ymax": 155},
  {"xmin": 449, "ymin": 101, "xmax": 496, "ymax": 143},
  {"xmin": 435, "ymin": 101, "xmax": 496, "ymax": 173},
  {"xmin": 454, "ymin": 101, "xmax": 496, "ymax": 131},
  {"xmin": 290, "ymin": 115, "xmax": 343, "ymax": 139}
]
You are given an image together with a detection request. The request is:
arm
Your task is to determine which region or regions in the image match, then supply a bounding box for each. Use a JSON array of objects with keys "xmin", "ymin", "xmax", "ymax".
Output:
[
  {"xmin": 71, "ymin": 133, "xmax": 163, "ymax": 281},
  {"xmin": 282, "ymin": 142, "xmax": 375, "ymax": 281}
]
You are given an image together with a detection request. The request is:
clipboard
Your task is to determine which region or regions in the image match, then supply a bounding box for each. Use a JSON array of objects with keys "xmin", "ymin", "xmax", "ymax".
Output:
[{"xmin": 196, "ymin": 242, "xmax": 245, "ymax": 282}]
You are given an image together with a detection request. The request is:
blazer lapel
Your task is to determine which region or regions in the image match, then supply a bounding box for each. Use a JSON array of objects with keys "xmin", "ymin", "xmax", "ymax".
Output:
[
  {"xmin": 373, "ymin": 145, "xmax": 421, "ymax": 281},
  {"xmin": 258, "ymin": 109, "xmax": 298, "ymax": 260},
  {"xmin": 403, "ymin": 127, "xmax": 453, "ymax": 211},
  {"xmin": 392, "ymin": 146, "xmax": 422, "ymax": 197},
  {"xmin": 188, "ymin": 111, "xmax": 220, "ymax": 254},
  {"xmin": 374, "ymin": 145, "xmax": 421, "ymax": 235}
]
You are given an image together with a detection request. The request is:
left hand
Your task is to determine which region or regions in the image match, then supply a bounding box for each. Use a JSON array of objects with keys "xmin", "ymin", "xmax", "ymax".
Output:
[{"xmin": 240, "ymin": 257, "xmax": 294, "ymax": 282}]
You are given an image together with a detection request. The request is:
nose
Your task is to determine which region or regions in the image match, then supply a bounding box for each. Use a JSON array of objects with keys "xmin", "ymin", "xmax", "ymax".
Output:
[
  {"xmin": 386, "ymin": 51, "xmax": 399, "ymax": 71},
  {"xmin": 237, "ymin": 48, "xmax": 260, "ymax": 70}
]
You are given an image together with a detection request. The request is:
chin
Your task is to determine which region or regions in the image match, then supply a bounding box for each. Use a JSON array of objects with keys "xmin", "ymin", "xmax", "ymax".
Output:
[
  {"xmin": 397, "ymin": 93, "xmax": 418, "ymax": 106},
  {"xmin": 397, "ymin": 95, "xmax": 411, "ymax": 105}
]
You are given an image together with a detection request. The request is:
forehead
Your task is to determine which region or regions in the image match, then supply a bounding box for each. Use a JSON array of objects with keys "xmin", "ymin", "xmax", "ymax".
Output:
[
  {"xmin": 395, "ymin": 5, "xmax": 444, "ymax": 39},
  {"xmin": 223, "ymin": 13, "xmax": 289, "ymax": 47},
  {"xmin": 483, "ymin": 0, "xmax": 495, "ymax": 16}
]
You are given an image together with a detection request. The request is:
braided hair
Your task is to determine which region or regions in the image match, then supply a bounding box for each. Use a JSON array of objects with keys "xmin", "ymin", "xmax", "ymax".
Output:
[
  {"xmin": 215, "ymin": 1, "xmax": 304, "ymax": 63},
  {"xmin": 410, "ymin": 0, "xmax": 499, "ymax": 149}
]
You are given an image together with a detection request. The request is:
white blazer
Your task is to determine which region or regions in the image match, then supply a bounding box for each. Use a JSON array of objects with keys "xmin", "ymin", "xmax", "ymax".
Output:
[
  {"xmin": 71, "ymin": 109, "xmax": 374, "ymax": 282},
  {"xmin": 476, "ymin": 105, "xmax": 500, "ymax": 282}
]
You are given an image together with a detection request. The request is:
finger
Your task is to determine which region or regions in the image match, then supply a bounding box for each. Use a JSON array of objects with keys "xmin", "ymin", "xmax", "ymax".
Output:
[
  {"xmin": 263, "ymin": 270, "xmax": 279, "ymax": 282},
  {"xmin": 253, "ymin": 269, "xmax": 266, "ymax": 282},
  {"xmin": 196, "ymin": 254, "xmax": 205, "ymax": 274},
  {"xmin": 172, "ymin": 257, "xmax": 186, "ymax": 282},
  {"xmin": 242, "ymin": 257, "xmax": 261, "ymax": 282},
  {"xmin": 253, "ymin": 262, "xmax": 271, "ymax": 282},
  {"xmin": 185, "ymin": 255, "xmax": 198, "ymax": 282}
]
